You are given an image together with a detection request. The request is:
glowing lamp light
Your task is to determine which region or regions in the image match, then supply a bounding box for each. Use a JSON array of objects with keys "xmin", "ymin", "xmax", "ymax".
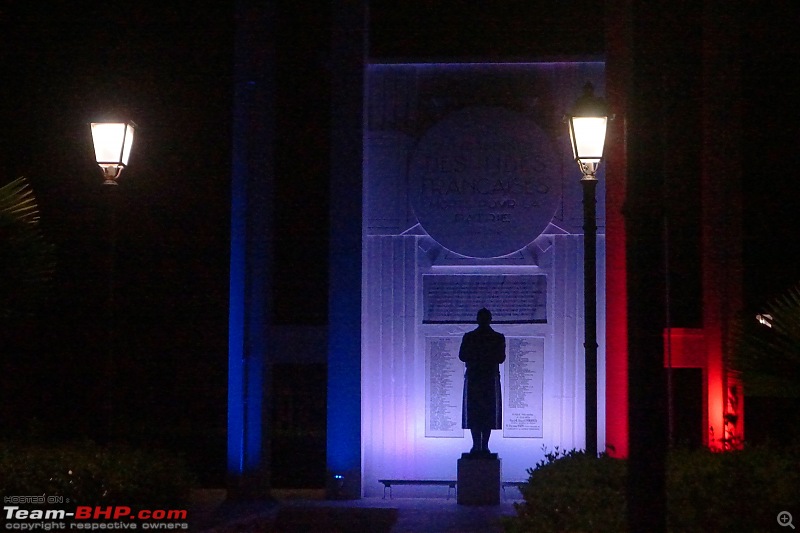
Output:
[
  {"xmin": 91, "ymin": 121, "xmax": 136, "ymax": 185},
  {"xmin": 566, "ymin": 82, "xmax": 608, "ymax": 179}
]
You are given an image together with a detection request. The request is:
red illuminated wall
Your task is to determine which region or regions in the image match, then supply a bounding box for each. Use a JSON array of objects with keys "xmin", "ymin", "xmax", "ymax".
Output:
[
  {"xmin": 603, "ymin": 1, "xmax": 630, "ymax": 459},
  {"xmin": 662, "ymin": 329, "xmax": 743, "ymax": 449},
  {"xmin": 604, "ymin": 0, "xmax": 743, "ymax": 456},
  {"xmin": 700, "ymin": 5, "xmax": 743, "ymax": 450}
]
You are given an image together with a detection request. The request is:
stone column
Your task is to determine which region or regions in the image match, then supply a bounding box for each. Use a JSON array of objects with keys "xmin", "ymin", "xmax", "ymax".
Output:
[
  {"xmin": 327, "ymin": 0, "xmax": 367, "ymax": 499},
  {"xmin": 227, "ymin": 0, "xmax": 275, "ymax": 499}
]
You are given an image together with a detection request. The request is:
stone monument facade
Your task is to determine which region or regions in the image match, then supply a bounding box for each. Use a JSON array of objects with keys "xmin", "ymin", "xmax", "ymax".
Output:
[{"xmin": 362, "ymin": 62, "xmax": 606, "ymax": 497}]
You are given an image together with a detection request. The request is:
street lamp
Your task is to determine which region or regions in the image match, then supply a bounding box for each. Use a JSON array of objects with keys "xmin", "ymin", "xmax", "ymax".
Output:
[
  {"xmin": 89, "ymin": 120, "xmax": 136, "ymax": 441},
  {"xmin": 566, "ymin": 82, "xmax": 608, "ymax": 456},
  {"xmin": 91, "ymin": 121, "xmax": 136, "ymax": 185}
]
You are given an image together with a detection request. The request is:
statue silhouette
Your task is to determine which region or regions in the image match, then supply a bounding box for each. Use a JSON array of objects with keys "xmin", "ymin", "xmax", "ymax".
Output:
[{"xmin": 459, "ymin": 308, "xmax": 505, "ymax": 454}]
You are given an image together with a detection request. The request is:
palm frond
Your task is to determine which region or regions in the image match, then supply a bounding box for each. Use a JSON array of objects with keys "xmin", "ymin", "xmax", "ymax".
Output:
[
  {"xmin": 0, "ymin": 177, "xmax": 56, "ymax": 319},
  {"xmin": 0, "ymin": 177, "xmax": 40, "ymax": 224},
  {"xmin": 732, "ymin": 282, "xmax": 800, "ymax": 397}
]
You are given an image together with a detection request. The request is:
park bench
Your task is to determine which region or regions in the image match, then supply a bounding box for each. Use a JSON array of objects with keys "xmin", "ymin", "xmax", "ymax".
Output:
[{"xmin": 377, "ymin": 479, "xmax": 457, "ymax": 499}]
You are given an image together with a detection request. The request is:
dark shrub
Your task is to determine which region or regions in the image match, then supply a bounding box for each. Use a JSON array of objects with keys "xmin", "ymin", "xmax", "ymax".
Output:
[
  {"xmin": 504, "ymin": 448, "xmax": 626, "ymax": 533},
  {"xmin": 667, "ymin": 446, "xmax": 800, "ymax": 532},
  {"xmin": 504, "ymin": 445, "xmax": 800, "ymax": 532},
  {"xmin": 0, "ymin": 440, "xmax": 196, "ymax": 506}
]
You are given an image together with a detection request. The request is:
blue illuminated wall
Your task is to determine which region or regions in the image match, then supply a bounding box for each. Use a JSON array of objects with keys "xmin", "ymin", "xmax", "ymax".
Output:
[
  {"xmin": 227, "ymin": 0, "xmax": 274, "ymax": 496},
  {"xmin": 325, "ymin": 0, "xmax": 367, "ymax": 500},
  {"xmin": 228, "ymin": 0, "xmax": 366, "ymax": 500}
]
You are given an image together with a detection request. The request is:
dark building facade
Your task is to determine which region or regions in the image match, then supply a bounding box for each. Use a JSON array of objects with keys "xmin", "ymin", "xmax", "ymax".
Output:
[{"xmin": 227, "ymin": 1, "xmax": 744, "ymax": 508}]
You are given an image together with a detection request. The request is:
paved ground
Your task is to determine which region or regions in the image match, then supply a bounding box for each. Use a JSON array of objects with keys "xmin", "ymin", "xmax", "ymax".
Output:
[{"xmin": 192, "ymin": 491, "xmax": 521, "ymax": 532}]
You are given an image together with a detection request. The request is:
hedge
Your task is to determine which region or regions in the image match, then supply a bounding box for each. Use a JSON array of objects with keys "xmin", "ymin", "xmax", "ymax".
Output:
[
  {"xmin": 504, "ymin": 445, "xmax": 800, "ymax": 532},
  {"xmin": 0, "ymin": 440, "xmax": 195, "ymax": 507}
]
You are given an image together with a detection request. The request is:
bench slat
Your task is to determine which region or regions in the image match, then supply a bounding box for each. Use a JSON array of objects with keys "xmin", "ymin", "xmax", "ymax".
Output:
[
  {"xmin": 379, "ymin": 479, "xmax": 455, "ymax": 486},
  {"xmin": 377, "ymin": 479, "xmax": 457, "ymax": 499}
]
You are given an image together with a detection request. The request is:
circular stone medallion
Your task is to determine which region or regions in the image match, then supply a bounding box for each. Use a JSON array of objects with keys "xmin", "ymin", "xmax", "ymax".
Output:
[{"xmin": 409, "ymin": 107, "xmax": 561, "ymax": 258}]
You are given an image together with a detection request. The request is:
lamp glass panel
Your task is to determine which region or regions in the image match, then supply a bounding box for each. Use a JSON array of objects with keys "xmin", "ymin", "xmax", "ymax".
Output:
[
  {"xmin": 121, "ymin": 124, "xmax": 135, "ymax": 165},
  {"xmin": 570, "ymin": 116, "xmax": 607, "ymax": 163},
  {"xmin": 91, "ymin": 123, "xmax": 132, "ymax": 165}
]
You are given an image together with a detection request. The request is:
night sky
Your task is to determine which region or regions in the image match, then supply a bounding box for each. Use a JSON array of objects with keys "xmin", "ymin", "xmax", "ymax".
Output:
[
  {"xmin": 1, "ymin": 2, "xmax": 234, "ymax": 482},
  {"xmin": 1, "ymin": 1, "xmax": 799, "ymax": 484},
  {"xmin": 738, "ymin": 1, "xmax": 800, "ymax": 308}
]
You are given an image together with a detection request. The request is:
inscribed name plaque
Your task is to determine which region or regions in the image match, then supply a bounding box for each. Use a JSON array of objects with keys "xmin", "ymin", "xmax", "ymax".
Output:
[
  {"xmin": 423, "ymin": 274, "xmax": 547, "ymax": 324},
  {"xmin": 425, "ymin": 336, "xmax": 465, "ymax": 437},
  {"xmin": 503, "ymin": 337, "xmax": 544, "ymax": 438}
]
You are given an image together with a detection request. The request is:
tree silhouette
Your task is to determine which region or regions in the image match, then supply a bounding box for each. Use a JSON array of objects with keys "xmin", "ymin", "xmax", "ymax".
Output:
[
  {"xmin": 733, "ymin": 283, "xmax": 800, "ymax": 398},
  {"xmin": 0, "ymin": 177, "xmax": 55, "ymax": 319}
]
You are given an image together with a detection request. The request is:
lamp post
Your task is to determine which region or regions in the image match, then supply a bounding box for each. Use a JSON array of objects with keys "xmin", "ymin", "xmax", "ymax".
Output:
[
  {"xmin": 566, "ymin": 83, "xmax": 608, "ymax": 457},
  {"xmin": 90, "ymin": 120, "xmax": 135, "ymax": 440}
]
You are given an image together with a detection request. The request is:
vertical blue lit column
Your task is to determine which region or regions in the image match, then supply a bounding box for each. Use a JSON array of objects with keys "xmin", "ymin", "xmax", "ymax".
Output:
[
  {"xmin": 228, "ymin": 0, "xmax": 274, "ymax": 499},
  {"xmin": 327, "ymin": 0, "xmax": 366, "ymax": 499}
]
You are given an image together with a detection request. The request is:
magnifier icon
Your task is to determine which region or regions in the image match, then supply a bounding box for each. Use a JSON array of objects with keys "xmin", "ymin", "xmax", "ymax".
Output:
[{"xmin": 778, "ymin": 511, "xmax": 795, "ymax": 529}]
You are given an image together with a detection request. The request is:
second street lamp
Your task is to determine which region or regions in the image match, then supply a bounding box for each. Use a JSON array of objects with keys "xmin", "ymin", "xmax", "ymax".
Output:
[
  {"xmin": 566, "ymin": 82, "xmax": 608, "ymax": 456},
  {"xmin": 91, "ymin": 121, "xmax": 136, "ymax": 185}
]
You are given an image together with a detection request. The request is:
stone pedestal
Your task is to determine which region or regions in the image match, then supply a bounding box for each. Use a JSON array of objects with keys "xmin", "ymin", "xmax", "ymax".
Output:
[{"xmin": 457, "ymin": 453, "xmax": 501, "ymax": 506}]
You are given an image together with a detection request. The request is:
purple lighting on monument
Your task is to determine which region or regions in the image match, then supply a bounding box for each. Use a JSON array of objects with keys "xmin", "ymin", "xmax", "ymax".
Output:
[{"xmin": 361, "ymin": 60, "xmax": 606, "ymax": 496}]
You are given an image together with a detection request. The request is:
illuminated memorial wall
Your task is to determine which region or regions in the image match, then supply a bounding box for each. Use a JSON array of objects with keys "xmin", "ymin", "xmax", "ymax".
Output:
[{"xmin": 362, "ymin": 62, "xmax": 606, "ymax": 496}]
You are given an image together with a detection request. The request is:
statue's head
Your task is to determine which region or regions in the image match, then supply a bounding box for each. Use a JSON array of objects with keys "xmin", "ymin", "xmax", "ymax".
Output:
[{"xmin": 477, "ymin": 307, "xmax": 492, "ymax": 326}]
